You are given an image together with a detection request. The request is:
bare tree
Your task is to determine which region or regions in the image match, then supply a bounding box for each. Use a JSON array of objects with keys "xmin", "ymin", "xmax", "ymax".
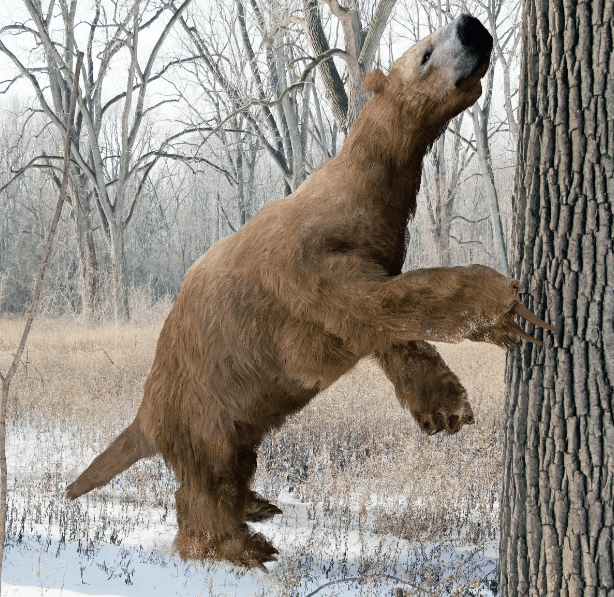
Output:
[
  {"xmin": 398, "ymin": 0, "xmax": 520, "ymax": 273},
  {"xmin": 304, "ymin": 0, "xmax": 398, "ymax": 132},
  {"xmin": 468, "ymin": 47, "xmax": 510, "ymax": 276},
  {"xmin": 0, "ymin": 111, "xmax": 101, "ymax": 316},
  {"xmin": 392, "ymin": 1, "xmax": 484, "ymax": 268},
  {"xmin": 500, "ymin": 0, "xmax": 613, "ymax": 594},
  {"xmin": 167, "ymin": 0, "xmax": 399, "ymax": 214},
  {"xmin": 172, "ymin": 0, "xmax": 321, "ymax": 195},
  {"xmin": 421, "ymin": 113, "xmax": 476, "ymax": 266},
  {"xmin": 485, "ymin": 0, "xmax": 520, "ymax": 143},
  {"xmin": 0, "ymin": 0, "xmax": 194, "ymax": 320}
]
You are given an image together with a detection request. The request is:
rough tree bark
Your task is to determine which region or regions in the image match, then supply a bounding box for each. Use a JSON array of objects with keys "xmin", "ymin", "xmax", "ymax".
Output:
[{"xmin": 500, "ymin": 0, "xmax": 613, "ymax": 595}]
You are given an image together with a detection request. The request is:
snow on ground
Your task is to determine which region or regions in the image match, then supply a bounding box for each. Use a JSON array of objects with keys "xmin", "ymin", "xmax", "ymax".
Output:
[
  {"xmin": 6, "ymin": 415, "xmax": 500, "ymax": 596},
  {"xmin": 4, "ymin": 500, "xmax": 499, "ymax": 597},
  {"xmin": 4, "ymin": 535, "xmax": 498, "ymax": 597}
]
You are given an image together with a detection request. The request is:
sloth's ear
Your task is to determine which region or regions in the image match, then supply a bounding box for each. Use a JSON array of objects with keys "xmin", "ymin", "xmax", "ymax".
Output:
[{"xmin": 363, "ymin": 69, "xmax": 389, "ymax": 94}]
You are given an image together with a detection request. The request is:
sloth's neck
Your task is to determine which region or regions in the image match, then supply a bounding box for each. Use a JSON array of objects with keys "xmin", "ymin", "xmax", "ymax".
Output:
[
  {"xmin": 322, "ymin": 95, "xmax": 446, "ymax": 275},
  {"xmin": 338, "ymin": 95, "xmax": 441, "ymax": 223}
]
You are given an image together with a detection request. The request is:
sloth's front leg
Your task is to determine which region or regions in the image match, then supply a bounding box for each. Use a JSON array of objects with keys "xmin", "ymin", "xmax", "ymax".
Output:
[{"xmin": 375, "ymin": 340, "xmax": 474, "ymax": 435}]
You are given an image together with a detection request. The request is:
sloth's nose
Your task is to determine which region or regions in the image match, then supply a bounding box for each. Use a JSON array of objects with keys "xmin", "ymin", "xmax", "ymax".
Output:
[{"xmin": 456, "ymin": 14, "xmax": 493, "ymax": 61}]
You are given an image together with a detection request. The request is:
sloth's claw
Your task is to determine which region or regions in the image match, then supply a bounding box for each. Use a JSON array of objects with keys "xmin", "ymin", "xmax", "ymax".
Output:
[
  {"xmin": 514, "ymin": 303, "xmax": 555, "ymax": 331},
  {"xmin": 511, "ymin": 303, "xmax": 556, "ymax": 345}
]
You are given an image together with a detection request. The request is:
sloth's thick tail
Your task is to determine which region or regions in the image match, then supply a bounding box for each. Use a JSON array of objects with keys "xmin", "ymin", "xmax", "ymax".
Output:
[{"xmin": 66, "ymin": 420, "xmax": 156, "ymax": 500}]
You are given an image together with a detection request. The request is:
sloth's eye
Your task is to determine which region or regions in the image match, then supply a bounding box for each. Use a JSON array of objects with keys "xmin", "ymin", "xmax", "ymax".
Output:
[{"xmin": 422, "ymin": 51, "xmax": 432, "ymax": 65}]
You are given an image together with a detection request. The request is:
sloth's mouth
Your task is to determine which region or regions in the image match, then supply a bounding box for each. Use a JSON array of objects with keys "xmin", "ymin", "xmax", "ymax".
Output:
[{"xmin": 455, "ymin": 60, "xmax": 489, "ymax": 91}]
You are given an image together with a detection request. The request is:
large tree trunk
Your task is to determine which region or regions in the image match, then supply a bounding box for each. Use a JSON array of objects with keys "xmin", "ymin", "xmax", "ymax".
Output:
[{"xmin": 500, "ymin": 1, "xmax": 613, "ymax": 595}]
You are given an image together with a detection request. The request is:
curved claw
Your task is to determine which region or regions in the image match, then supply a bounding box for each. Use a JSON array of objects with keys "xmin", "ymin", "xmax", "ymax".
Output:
[
  {"xmin": 249, "ymin": 559, "xmax": 271, "ymax": 573},
  {"xmin": 509, "ymin": 320, "xmax": 542, "ymax": 346},
  {"xmin": 515, "ymin": 303, "xmax": 555, "ymax": 332}
]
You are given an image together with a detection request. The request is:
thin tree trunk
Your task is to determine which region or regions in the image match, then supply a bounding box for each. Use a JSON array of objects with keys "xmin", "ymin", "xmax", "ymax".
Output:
[
  {"xmin": 109, "ymin": 215, "xmax": 130, "ymax": 322},
  {"xmin": 71, "ymin": 184, "xmax": 98, "ymax": 319},
  {"xmin": 82, "ymin": 192, "xmax": 98, "ymax": 314},
  {"xmin": 422, "ymin": 114, "xmax": 470, "ymax": 268},
  {"xmin": 0, "ymin": 52, "xmax": 83, "ymax": 594},
  {"xmin": 471, "ymin": 105, "xmax": 509, "ymax": 276},
  {"xmin": 500, "ymin": 1, "xmax": 613, "ymax": 595},
  {"xmin": 434, "ymin": 134, "xmax": 452, "ymax": 266}
]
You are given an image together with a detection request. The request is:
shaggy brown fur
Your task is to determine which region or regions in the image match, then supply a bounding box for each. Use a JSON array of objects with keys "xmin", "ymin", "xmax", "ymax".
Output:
[{"xmin": 67, "ymin": 15, "xmax": 553, "ymax": 571}]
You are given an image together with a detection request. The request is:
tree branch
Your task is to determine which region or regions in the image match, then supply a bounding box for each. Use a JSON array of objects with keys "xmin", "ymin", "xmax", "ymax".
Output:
[
  {"xmin": 101, "ymin": 55, "xmax": 208, "ymax": 116},
  {"xmin": 321, "ymin": 0, "xmax": 350, "ymax": 21},
  {"xmin": 303, "ymin": 0, "xmax": 349, "ymax": 132},
  {"xmin": 450, "ymin": 214, "xmax": 490, "ymax": 225},
  {"xmin": 305, "ymin": 573, "xmax": 426, "ymax": 597},
  {"xmin": 235, "ymin": 0, "xmax": 285, "ymax": 157},
  {"xmin": 216, "ymin": 193, "xmax": 237, "ymax": 233},
  {"xmin": 137, "ymin": 152, "xmax": 237, "ymax": 185},
  {"xmin": 0, "ymin": 155, "xmax": 66, "ymax": 195},
  {"xmin": 192, "ymin": 81, "xmax": 309, "ymax": 156},
  {"xmin": 127, "ymin": 0, "xmax": 194, "ymax": 148},
  {"xmin": 446, "ymin": 123, "xmax": 477, "ymax": 152},
  {"xmin": 0, "ymin": 74, "xmax": 24, "ymax": 94},
  {"xmin": 299, "ymin": 48, "xmax": 348, "ymax": 81},
  {"xmin": 450, "ymin": 234, "xmax": 494, "ymax": 258},
  {"xmin": 123, "ymin": 157, "xmax": 159, "ymax": 228}
]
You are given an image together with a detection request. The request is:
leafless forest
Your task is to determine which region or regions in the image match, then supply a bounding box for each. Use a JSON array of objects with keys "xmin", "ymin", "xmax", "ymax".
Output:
[
  {"xmin": 1, "ymin": 0, "xmax": 523, "ymax": 593},
  {"xmin": 0, "ymin": 0, "xmax": 521, "ymax": 320}
]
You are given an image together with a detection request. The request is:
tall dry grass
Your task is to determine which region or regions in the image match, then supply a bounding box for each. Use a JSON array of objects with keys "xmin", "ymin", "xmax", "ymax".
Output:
[{"xmin": 1, "ymin": 314, "xmax": 506, "ymax": 593}]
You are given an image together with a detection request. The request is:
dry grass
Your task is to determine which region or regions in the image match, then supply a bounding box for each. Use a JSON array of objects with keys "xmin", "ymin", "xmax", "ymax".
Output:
[
  {"xmin": 1, "ymin": 315, "xmax": 506, "ymax": 593},
  {"xmin": 1, "ymin": 317, "xmax": 161, "ymax": 427},
  {"xmin": 259, "ymin": 340, "xmax": 506, "ymax": 546}
]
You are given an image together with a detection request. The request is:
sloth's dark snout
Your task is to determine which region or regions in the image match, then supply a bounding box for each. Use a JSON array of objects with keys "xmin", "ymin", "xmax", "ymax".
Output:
[{"xmin": 456, "ymin": 14, "xmax": 493, "ymax": 61}]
